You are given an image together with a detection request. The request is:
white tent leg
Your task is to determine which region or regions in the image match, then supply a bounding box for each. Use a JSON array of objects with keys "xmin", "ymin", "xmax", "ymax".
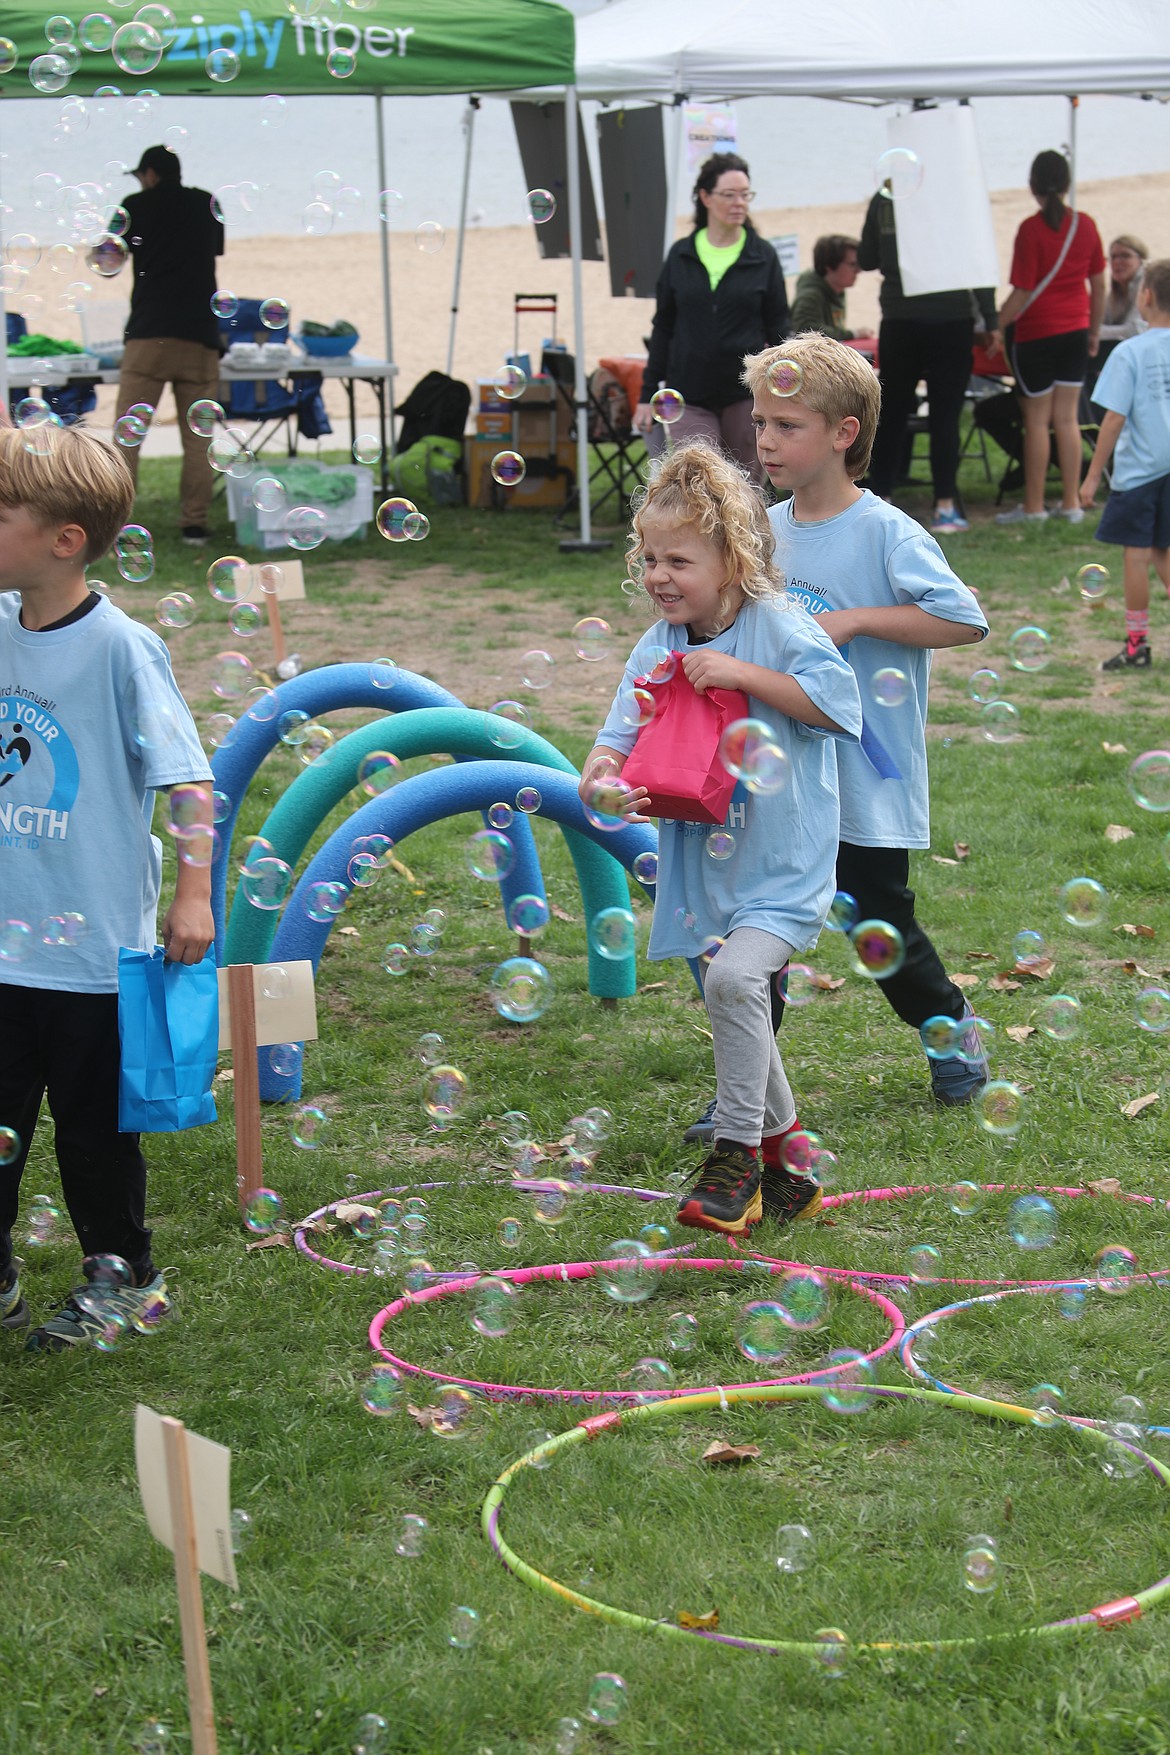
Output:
[
  {"xmin": 1068, "ymin": 94, "xmax": 1079, "ymax": 204},
  {"xmin": 447, "ymin": 97, "xmax": 478, "ymax": 377},
  {"xmin": 0, "ymin": 113, "xmax": 9, "ymax": 418},
  {"xmin": 374, "ymin": 94, "xmax": 396, "ymax": 459},
  {"xmin": 663, "ymin": 98, "xmax": 685, "ymax": 263},
  {"xmin": 563, "ymin": 83, "xmax": 604, "ymax": 548}
]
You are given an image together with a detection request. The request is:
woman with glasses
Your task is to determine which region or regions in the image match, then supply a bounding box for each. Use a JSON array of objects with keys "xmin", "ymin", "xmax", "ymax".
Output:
[
  {"xmin": 1086, "ymin": 234, "xmax": 1149, "ymax": 402},
  {"xmin": 634, "ymin": 154, "xmax": 788, "ymax": 483}
]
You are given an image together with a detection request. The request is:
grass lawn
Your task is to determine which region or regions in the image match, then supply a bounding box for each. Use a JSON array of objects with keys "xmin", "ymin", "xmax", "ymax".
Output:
[{"xmin": 5, "ymin": 437, "xmax": 1170, "ymax": 1755}]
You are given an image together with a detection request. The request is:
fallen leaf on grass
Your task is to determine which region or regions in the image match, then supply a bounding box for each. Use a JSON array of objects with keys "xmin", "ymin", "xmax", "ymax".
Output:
[
  {"xmin": 640, "ymin": 981, "xmax": 670, "ymax": 992},
  {"xmin": 1015, "ymin": 957, "xmax": 1055, "ymax": 980},
  {"xmin": 298, "ymin": 1216, "xmax": 334, "ymax": 1237},
  {"xmin": 335, "ymin": 1201, "xmax": 381, "ymax": 1228},
  {"xmin": 93, "ymin": 1687, "xmax": 108, "ymax": 1699},
  {"xmin": 808, "ymin": 972, "xmax": 846, "ymax": 992},
  {"xmin": 702, "ymin": 1441, "xmax": 760, "ymax": 1466},
  {"xmin": 214, "ymin": 1067, "xmax": 234, "ymax": 1083},
  {"xmin": 407, "ymin": 1405, "xmax": 436, "ymax": 1430},
  {"xmin": 1122, "ymin": 1093, "xmax": 1159, "ymax": 1119},
  {"xmin": 1087, "ymin": 1178, "xmax": 1123, "ymax": 1196},
  {"xmin": 988, "ymin": 974, "xmax": 1022, "ymax": 993},
  {"xmin": 1117, "ymin": 923, "xmax": 1156, "ymax": 939},
  {"xmin": 551, "ymin": 905, "xmax": 576, "ymax": 923},
  {"xmin": 932, "ymin": 855, "xmax": 960, "ymax": 866},
  {"xmin": 1103, "ymin": 742, "xmax": 1128, "ymax": 755},
  {"xmin": 337, "ymin": 925, "xmax": 361, "ymax": 938},
  {"xmin": 1121, "ymin": 960, "xmax": 1153, "ymax": 978},
  {"xmin": 966, "ymin": 951, "xmax": 996, "ymax": 962},
  {"xmin": 954, "ymin": 842, "xmax": 971, "ymax": 859},
  {"xmin": 245, "ymin": 1231, "xmax": 290, "ymax": 1252},
  {"xmin": 950, "ymin": 973, "xmax": 981, "ymax": 989},
  {"xmin": 1006, "ymin": 1025, "xmax": 1036, "ymax": 1042},
  {"xmin": 677, "ymin": 1609, "xmax": 720, "ymax": 1630},
  {"xmin": 1105, "ymin": 825, "xmax": 1135, "ymax": 843},
  {"xmin": 691, "ymin": 1024, "xmax": 713, "ymax": 1040}
]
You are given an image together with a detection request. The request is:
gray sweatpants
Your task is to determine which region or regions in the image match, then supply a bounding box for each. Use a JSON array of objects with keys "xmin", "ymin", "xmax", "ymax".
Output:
[{"xmin": 702, "ymin": 926, "xmax": 798, "ymax": 1147}]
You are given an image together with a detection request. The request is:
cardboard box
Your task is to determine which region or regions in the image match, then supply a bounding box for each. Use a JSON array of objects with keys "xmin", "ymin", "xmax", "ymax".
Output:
[{"xmin": 466, "ymin": 436, "xmax": 575, "ymax": 510}]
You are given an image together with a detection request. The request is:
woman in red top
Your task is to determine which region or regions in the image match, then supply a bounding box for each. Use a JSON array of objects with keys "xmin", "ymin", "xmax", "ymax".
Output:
[{"xmin": 996, "ymin": 150, "xmax": 1106, "ymax": 525}]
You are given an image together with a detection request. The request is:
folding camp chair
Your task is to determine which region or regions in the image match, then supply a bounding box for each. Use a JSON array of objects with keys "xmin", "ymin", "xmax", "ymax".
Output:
[
  {"xmin": 552, "ymin": 353, "xmax": 647, "ymax": 528},
  {"xmin": 217, "ymin": 298, "xmax": 313, "ymax": 458}
]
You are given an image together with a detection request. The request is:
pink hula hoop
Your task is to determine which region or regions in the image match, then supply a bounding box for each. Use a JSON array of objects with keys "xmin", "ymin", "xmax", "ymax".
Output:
[
  {"xmin": 750, "ymin": 1182, "xmax": 1166, "ymax": 1291},
  {"xmin": 367, "ymin": 1255, "xmax": 904, "ymax": 1405}
]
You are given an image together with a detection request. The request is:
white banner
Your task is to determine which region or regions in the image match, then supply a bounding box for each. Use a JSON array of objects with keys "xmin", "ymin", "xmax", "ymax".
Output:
[{"xmin": 886, "ymin": 106, "xmax": 1000, "ymax": 299}]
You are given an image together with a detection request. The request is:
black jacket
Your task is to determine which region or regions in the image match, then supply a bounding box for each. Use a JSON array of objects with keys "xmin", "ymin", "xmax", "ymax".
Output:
[
  {"xmin": 123, "ymin": 182, "xmax": 225, "ymax": 350},
  {"xmin": 641, "ymin": 227, "xmax": 790, "ymax": 411},
  {"xmin": 858, "ymin": 192, "xmax": 996, "ymax": 330}
]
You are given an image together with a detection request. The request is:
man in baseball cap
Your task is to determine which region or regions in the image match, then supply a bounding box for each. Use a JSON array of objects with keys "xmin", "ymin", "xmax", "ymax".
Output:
[{"xmin": 113, "ymin": 147, "xmax": 224, "ymax": 542}]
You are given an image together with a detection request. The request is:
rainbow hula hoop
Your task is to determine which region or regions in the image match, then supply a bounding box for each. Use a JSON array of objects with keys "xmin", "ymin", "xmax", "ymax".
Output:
[
  {"xmin": 898, "ymin": 1279, "xmax": 1170, "ymax": 1438},
  {"xmin": 751, "ymin": 1183, "xmax": 1170, "ymax": 1291},
  {"xmin": 294, "ymin": 1179, "xmax": 673, "ymax": 1276},
  {"xmin": 482, "ymin": 1382, "xmax": 1170, "ymax": 1652},
  {"xmin": 368, "ymin": 1255, "xmax": 903, "ymax": 1405}
]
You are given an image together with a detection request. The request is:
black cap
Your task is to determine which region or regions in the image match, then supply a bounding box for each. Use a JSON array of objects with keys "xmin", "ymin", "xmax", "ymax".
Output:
[{"xmin": 129, "ymin": 145, "xmax": 181, "ymax": 181}]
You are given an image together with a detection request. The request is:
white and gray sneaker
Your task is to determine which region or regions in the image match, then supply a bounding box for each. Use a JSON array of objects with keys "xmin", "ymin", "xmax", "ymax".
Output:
[{"xmin": 929, "ymin": 1003, "xmax": 990, "ymax": 1106}]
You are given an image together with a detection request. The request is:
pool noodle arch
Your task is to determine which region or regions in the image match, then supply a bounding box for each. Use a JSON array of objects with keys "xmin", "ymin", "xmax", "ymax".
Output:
[
  {"xmin": 259, "ymin": 763, "xmax": 658, "ymax": 1100},
  {"xmin": 208, "ymin": 664, "xmax": 543, "ymax": 964}
]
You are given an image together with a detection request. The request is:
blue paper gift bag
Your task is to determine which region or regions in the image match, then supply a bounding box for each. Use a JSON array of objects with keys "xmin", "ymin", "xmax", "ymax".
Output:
[{"xmin": 118, "ymin": 946, "xmax": 219, "ymax": 1133}]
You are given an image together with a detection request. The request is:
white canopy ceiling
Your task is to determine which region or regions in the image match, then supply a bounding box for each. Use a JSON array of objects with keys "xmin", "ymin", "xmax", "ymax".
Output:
[{"xmin": 571, "ymin": 0, "xmax": 1170, "ymax": 102}]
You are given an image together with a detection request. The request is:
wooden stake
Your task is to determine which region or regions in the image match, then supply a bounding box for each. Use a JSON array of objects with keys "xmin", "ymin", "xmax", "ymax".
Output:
[
  {"xmin": 160, "ymin": 1418, "xmax": 218, "ymax": 1755},
  {"xmin": 265, "ymin": 591, "xmax": 287, "ymax": 669},
  {"xmin": 227, "ymin": 963, "xmax": 263, "ymax": 1213}
]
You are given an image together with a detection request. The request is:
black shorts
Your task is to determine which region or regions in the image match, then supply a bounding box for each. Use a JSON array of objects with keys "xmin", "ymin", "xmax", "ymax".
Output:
[
  {"xmin": 1096, "ymin": 472, "xmax": 1170, "ymax": 550},
  {"xmin": 1011, "ymin": 329, "xmax": 1089, "ymax": 397}
]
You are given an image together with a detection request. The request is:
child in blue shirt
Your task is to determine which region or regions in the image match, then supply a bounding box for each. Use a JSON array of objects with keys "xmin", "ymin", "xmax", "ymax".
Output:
[
  {"xmin": 684, "ymin": 332, "xmax": 989, "ymax": 1147},
  {"xmin": 1080, "ymin": 259, "xmax": 1170, "ymax": 670},
  {"xmin": 0, "ymin": 423, "xmax": 213, "ymax": 1351},
  {"xmin": 582, "ymin": 442, "xmax": 861, "ymax": 1236}
]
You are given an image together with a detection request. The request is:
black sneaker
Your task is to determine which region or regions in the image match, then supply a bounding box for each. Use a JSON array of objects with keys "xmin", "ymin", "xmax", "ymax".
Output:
[
  {"xmin": 676, "ymin": 1140, "xmax": 762, "ymax": 1236},
  {"xmin": 1102, "ymin": 640, "xmax": 1151, "ymax": 671},
  {"xmin": 180, "ymin": 525, "xmax": 209, "ymax": 546},
  {"xmin": 760, "ymin": 1166, "xmax": 824, "ymax": 1225},
  {"xmin": 682, "ymin": 1096, "xmax": 717, "ymax": 1145},
  {"xmin": 1, "ymin": 1271, "xmax": 29, "ymax": 1331}
]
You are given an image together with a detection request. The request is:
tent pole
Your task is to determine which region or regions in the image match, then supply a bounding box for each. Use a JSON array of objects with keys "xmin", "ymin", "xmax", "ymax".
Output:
[
  {"xmin": 559, "ymin": 84, "xmax": 609, "ymax": 553},
  {"xmin": 1068, "ymin": 95, "xmax": 1079, "ymax": 204},
  {"xmin": 663, "ymin": 96, "xmax": 685, "ymax": 265},
  {"xmin": 374, "ymin": 94, "xmax": 396, "ymax": 460},
  {"xmin": 447, "ymin": 97, "xmax": 479, "ymax": 377}
]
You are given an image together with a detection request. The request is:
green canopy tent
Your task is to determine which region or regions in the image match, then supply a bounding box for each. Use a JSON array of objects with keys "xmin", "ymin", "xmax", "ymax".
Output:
[{"xmin": 0, "ymin": 0, "xmax": 601, "ymax": 536}]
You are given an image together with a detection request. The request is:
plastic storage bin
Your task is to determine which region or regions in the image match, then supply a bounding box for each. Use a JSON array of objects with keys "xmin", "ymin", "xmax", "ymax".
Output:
[{"xmin": 227, "ymin": 464, "xmax": 375, "ymax": 549}]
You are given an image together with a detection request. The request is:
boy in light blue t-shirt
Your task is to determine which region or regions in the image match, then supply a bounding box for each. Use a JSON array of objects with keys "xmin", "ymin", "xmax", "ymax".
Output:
[
  {"xmin": 584, "ymin": 442, "xmax": 861, "ymax": 1237},
  {"xmin": 686, "ymin": 332, "xmax": 990, "ymax": 1141},
  {"xmin": 0, "ymin": 423, "xmax": 213, "ymax": 1352},
  {"xmin": 1080, "ymin": 260, "xmax": 1170, "ymax": 670}
]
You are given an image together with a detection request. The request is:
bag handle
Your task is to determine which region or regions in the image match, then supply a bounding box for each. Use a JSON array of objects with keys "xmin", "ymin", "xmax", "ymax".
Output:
[{"xmin": 1019, "ymin": 209, "xmax": 1079, "ymax": 316}]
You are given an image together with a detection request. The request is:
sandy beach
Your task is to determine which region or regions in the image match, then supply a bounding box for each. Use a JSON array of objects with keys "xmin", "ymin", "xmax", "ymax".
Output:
[{"xmin": 22, "ymin": 168, "xmax": 1170, "ymax": 440}]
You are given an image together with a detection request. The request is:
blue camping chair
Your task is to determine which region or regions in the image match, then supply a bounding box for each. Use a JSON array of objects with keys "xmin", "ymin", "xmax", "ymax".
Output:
[
  {"xmin": 217, "ymin": 298, "xmax": 331, "ymax": 456},
  {"xmin": 6, "ymin": 313, "xmax": 98, "ymax": 427}
]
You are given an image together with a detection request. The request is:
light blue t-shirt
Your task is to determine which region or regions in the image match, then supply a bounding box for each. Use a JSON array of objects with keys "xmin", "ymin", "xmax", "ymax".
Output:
[
  {"xmin": 0, "ymin": 593, "xmax": 212, "ymax": 993},
  {"xmin": 770, "ymin": 491, "xmax": 988, "ymax": 850},
  {"xmin": 1092, "ymin": 327, "xmax": 1170, "ymax": 491},
  {"xmin": 597, "ymin": 596, "xmax": 862, "ymax": 961}
]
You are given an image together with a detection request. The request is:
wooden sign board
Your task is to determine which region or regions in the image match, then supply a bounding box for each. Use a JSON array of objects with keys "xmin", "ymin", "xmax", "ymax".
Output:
[
  {"xmin": 244, "ymin": 559, "xmax": 306, "ymax": 603},
  {"xmin": 216, "ymin": 959, "xmax": 318, "ymax": 1052},
  {"xmin": 136, "ymin": 1405, "xmax": 239, "ymax": 1592}
]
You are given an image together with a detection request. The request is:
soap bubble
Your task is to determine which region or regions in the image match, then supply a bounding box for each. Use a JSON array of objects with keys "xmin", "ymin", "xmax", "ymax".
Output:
[
  {"xmin": 423, "ymin": 1065, "xmax": 467, "ymax": 1124},
  {"xmin": 1135, "ymin": 986, "xmax": 1170, "ymax": 1032},
  {"xmin": 375, "ymin": 496, "xmax": 416, "ymax": 541},
  {"xmin": 432, "ymin": 1388, "xmax": 478, "ymax": 1440},
  {"xmin": 590, "ymin": 906, "xmax": 636, "ymax": 960},
  {"xmin": 258, "ymin": 295, "xmax": 289, "ymax": 329},
  {"xmin": 394, "ymin": 1513, "xmax": 427, "ymax": 1559},
  {"xmin": 490, "ymin": 957, "xmax": 551, "ymax": 1023},
  {"xmin": 466, "ymin": 829, "xmax": 515, "ymax": 881},
  {"xmin": 571, "ymin": 616, "xmax": 612, "ymax": 661},
  {"xmin": 211, "ymin": 289, "xmax": 239, "ymax": 320},
  {"xmin": 962, "ymin": 1534, "xmax": 999, "ymax": 1594},
  {"xmin": 0, "ymin": 1127, "xmax": 22, "ymax": 1166},
  {"xmin": 598, "ymin": 1240, "xmax": 655, "ymax": 1304},
  {"xmin": 907, "ymin": 1242, "xmax": 941, "ymax": 1283},
  {"xmin": 327, "ymin": 45, "xmax": 356, "ymax": 76},
  {"xmin": 239, "ymin": 858, "xmax": 292, "ymax": 911},
  {"xmin": 1076, "ymin": 562, "xmax": 1110, "ymax": 603},
  {"xmin": 291, "ymin": 1105, "xmax": 329, "ymax": 1148},
  {"xmin": 632, "ymin": 850, "xmax": 658, "ymax": 886},
  {"xmin": 114, "ymin": 524, "xmax": 154, "ymax": 583},
  {"xmin": 767, "ymin": 357, "xmax": 804, "ymax": 398},
  {"xmin": 1012, "ymin": 929, "xmax": 1047, "ymax": 969},
  {"xmin": 526, "ymin": 187, "xmax": 556, "ymax": 224},
  {"xmin": 920, "ymin": 1015, "xmax": 960, "ymax": 1059},
  {"xmin": 776, "ymin": 1523, "xmax": 815, "ymax": 1573},
  {"xmin": 872, "ymin": 666, "xmax": 910, "ymax": 707},
  {"xmin": 491, "ymin": 450, "xmax": 526, "ymax": 487},
  {"xmin": 486, "ymin": 700, "xmax": 530, "ymax": 749},
  {"xmin": 268, "ymin": 1042, "xmax": 301, "ymax": 1078},
  {"xmin": 819, "ymin": 1351, "xmax": 875, "ymax": 1415},
  {"xmin": 0, "ymin": 38, "xmax": 18, "ymax": 73},
  {"xmin": 1038, "ymin": 993, "xmax": 1082, "ymax": 1041},
  {"xmin": 706, "ymin": 829, "xmax": 736, "ymax": 860},
  {"xmin": 849, "ymin": 920, "xmax": 905, "ymax": 979},
  {"xmin": 92, "ymin": 235, "xmax": 129, "ymax": 278},
  {"xmin": 283, "ymin": 505, "xmax": 327, "ymax": 550},
  {"xmin": 981, "ymin": 700, "xmax": 1020, "ymax": 742},
  {"xmin": 826, "ymin": 890, "xmax": 858, "ymax": 933},
  {"xmin": 156, "ymin": 592, "xmax": 195, "ymax": 629},
  {"xmin": 583, "ymin": 777, "xmax": 634, "ymax": 830},
  {"xmin": 382, "ymin": 943, "xmax": 409, "ymax": 975},
  {"xmin": 948, "ymin": 1180, "xmax": 985, "ymax": 1217},
  {"xmin": 1008, "ymin": 1193, "xmax": 1055, "ymax": 1248},
  {"xmin": 1009, "ymin": 625, "xmax": 1052, "ymax": 672},
  {"xmin": 243, "ymin": 1187, "xmax": 284, "ymax": 1235},
  {"xmin": 211, "ymin": 649, "xmax": 253, "ymax": 701},
  {"xmin": 369, "ymin": 657, "xmax": 398, "ymax": 689},
  {"xmin": 358, "ymin": 750, "xmax": 400, "ymax": 796},
  {"xmin": 979, "ymin": 1082, "xmax": 1025, "ymax": 1139},
  {"xmin": 719, "ymin": 716, "xmax": 775, "ymax": 780},
  {"xmin": 305, "ymin": 880, "xmax": 346, "ymax": 923},
  {"xmin": 649, "ymin": 387, "xmax": 685, "ymax": 424},
  {"xmin": 876, "ymin": 145, "xmax": 923, "ymax": 199},
  {"xmin": 520, "ymin": 648, "xmax": 554, "ymax": 690},
  {"xmin": 206, "ymin": 553, "xmax": 249, "ymax": 604},
  {"xmin": 775, "ymin": 1267, "xmax": 828, "ymax": 1330},
  {"xmin": 532, "ymin": 1180, "xmax": 572, "ymax": 1225},
  {"xmin": 470, "ymin": 1275, "xmax": 516, "ymax": 1337},
  {"xmin": 506, "ymin": 894, "xmax": 549, "ymax": 937},
  {"xmin": 736, "ymin": 1300, "xmax": 792, "ymax": 1365},
  {"xmin": 414, "ymin": 220, "xmax": 445, "ymax": 254},
  {"xmin": 1031, "ymin": 1383, "xmax": 1065, "ymax": 1427},
  {"xmin": 352, "ymin": 433, "xmax": 382, "ymax": 465},
  {"xmin": 586, "ymin": 1673, "xmax": 627, "ymax": 1727},
  {"xmin": 361, "ymin": 1363, "xmax": 404, "ymax": 1416},
  {"xmin": 1060, "ymin": 876, "xmax": 1106, "ymax": 927},
  {"xmin": 1128, "ymin": 750, "xmax": 1170, "ymax": 812},
  {"xmin": 186, "ymin": 397, "xmax": 223, "ymax": 437},
  {"xmin": 229, "ymin": 601, "xmax": 262, "ymax": 637},
  {"xmin": 1095, "ymin": 1244, "xmax": 1138, "ymax": 1295},
  {"xmin": 494, "ymin": 363, "xmax": 526, "ymax": 399},
  {"xmin": 206, "ymin": 46, "xmax": 240, "ymax": 81}
]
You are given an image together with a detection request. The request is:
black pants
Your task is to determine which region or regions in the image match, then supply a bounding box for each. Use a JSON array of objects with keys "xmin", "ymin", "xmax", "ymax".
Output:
[
  {"xmin": 0, "ymin": 986, "xmax": 152, "ymax": 1283},
  {"xmin": 869, "ymin": 317, "xmax": 975, "ymax": 503},
  {"xmin": 771, "ymin": 843, "xmax": 965, "ymax": 1035}
]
